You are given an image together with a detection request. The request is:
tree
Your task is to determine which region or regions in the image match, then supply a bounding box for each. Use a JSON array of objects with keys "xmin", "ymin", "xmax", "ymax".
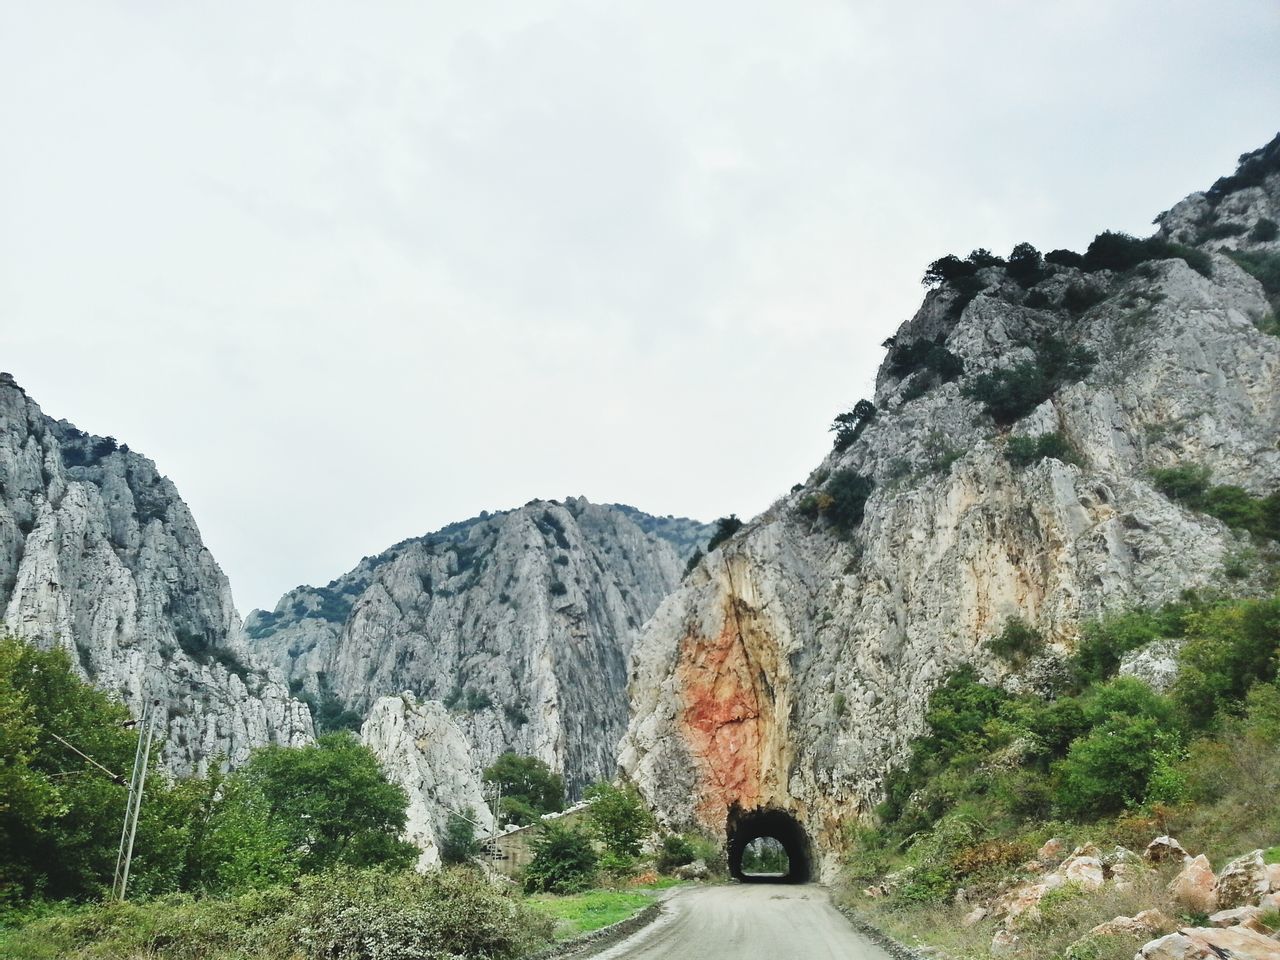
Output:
[
  {"xmin": 584, "ymin": 782, "xmax": 654, "ymax": 859},
  {"xmin": 0, "ymin": 635, "xmax": 182, "ymax": 906},
  {"xmin": 830, "ymin": 400, "xmax": 877, "ymax": 452},
  {"xmin": 439, "ymin": 809, "xmax": 481, "ymax": 865},
  {"xmin": 706, "ymin": 515, "xmax": 744, "ymax": 553},
  {"xmin": 233, "ymin": 733, "xmax": 417, "ymax": 874},
  {"xmin": 483, "ymin": 753, "xmax": 565, "ymax": 827},
  {"xmin": 522, "ymin": 821, "xmax": 597, "ymax": 894}
]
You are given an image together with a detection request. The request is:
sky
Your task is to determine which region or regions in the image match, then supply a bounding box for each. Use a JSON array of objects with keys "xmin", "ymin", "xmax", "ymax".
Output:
[{"xmin": 2, "ymin": 2, "xmax": 1278, "ymax": 615}]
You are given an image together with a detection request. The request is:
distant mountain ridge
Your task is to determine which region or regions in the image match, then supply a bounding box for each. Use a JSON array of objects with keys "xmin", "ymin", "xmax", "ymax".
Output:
[{"xmin": 247, "ymin": 497, "xmax": 713, "ymax": 792}]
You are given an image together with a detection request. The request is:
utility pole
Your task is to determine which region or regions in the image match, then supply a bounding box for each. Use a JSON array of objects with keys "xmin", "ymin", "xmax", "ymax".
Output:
[{"xmin": 112, "ymin": 698, "xmax": 159, "ymax": 901}]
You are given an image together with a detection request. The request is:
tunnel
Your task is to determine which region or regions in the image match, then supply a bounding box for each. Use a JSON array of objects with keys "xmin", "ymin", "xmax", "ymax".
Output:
[{"xmin": 726, "ymin": 805, "xmax": 812, "ymax": 883}]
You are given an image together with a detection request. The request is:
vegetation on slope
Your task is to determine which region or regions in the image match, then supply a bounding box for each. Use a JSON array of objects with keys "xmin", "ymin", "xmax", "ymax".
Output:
[{"xmin": 840, "ymin": 593, "xmax": 1280, "ymax": 958}]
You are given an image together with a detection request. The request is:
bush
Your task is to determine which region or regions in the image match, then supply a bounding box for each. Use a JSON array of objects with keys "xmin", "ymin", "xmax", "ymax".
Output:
[
  {"xmin": 523, "ymin": 822, "xmax": 598, "ymax": 894},
  {"xmin": 682, "ymin": 548, "xmax": 703, "ymax": 578},
  {"xmin": 1150, "ymin": 463, "xmax": 1280, "ymax": 541},
  {"xmin": 987, "ymin": 618, "xmax": 1044, "ymax": 664},
  {"xmin": 964, "ymin": 336, "xmax": 1096, "ymax": 426},
  {"xmin": 1071, "ymin": 604, "xmax": 1192, "ymax": 686},
  {"xmin": 1052, "ymin": 714, "xmax": 1172, "ymax": 819},
  {"xmin": 1062, "ymin": 282, "xmax": 1107, "ymax": 314},
  {"xmin": 1226, "ymin": 249, "xmax": 1280, "ymax": 311},
  {"xmin": 1007, "ymin": 242, "xmax": 1046, "ymax": 287},
  {"xmin": 656, "ymin": 834, "xmax": 697, "ymax": 873},
  {"xmin": 290, "ymin": 867, "xmax": 552, "ymax": 960},
  {"xmin": 438, "ymin": 810, "xmax": 480, "ymax": 865},
  {"xmin": 1172, "ymin": 597, "xmax": 1280, "ymax": 729},
  {"xmin": 1079, "ymin": 230, "xmax": 1213, "ymax": 279},
  {"xmin": 831, "ymin": 400, "xmax": 877, "ymax": 451},
  {"xmin": 820, "ymin": 470, "xmax": 875, "ymax": 534},
  {"xmin": 1206, "ymin": 133, "xmax": 1280, "ymax": 206},
  {"xmin": 887, "ymin": 336, "xmax": 964, "ymax": 385},
  {"xmin": 706, "ymin": 514, "xmax": 744, "ymax": 552},
  {"xmin": 549, "ymin": 581, "xmax": 568, "ymax": 597},
  {"xmin": 1006, "ymin": 432, "xmax": 1079, "ymax": 468},
  {"xmin": 1251, "ymin": 217, "xmax": 1279, "ymax": 242}
]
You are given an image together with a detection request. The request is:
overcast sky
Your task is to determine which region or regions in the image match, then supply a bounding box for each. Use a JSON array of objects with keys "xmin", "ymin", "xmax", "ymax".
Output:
[{"xmin": 2, "ymin": 2, "xmax": 1277, "ymax": 615}]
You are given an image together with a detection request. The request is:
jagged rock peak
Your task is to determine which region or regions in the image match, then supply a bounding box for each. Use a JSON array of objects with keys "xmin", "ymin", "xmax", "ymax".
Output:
[
  {"xmin": 619, "ymin": 135, "xmax": 1280, "ymax": 879},
  {"xmin": 0, "ymin": 373, "xmax": 312, "ymax": 773},
  {"xmin": 248, "ymin": 497, "xmax": 713, "ymax": 794}
]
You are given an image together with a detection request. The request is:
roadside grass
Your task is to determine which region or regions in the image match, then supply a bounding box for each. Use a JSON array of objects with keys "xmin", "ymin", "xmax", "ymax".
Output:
[{"xmin": 528, "ymin": 880, "xmax": 679, "ymax": 940}]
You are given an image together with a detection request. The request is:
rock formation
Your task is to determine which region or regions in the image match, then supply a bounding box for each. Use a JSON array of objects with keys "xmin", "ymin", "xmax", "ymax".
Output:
[
  {"xmin": 619, "ymin": 137, "xmax": 1280, "ymax": 877},
  {"xmin": 249, "ymin": 499, "xmax": 710, "ymax": 792},
  {"xmin": 0, "ymin": 374, "xmax": 312, "ymax": 773},
  {"xmin": 360, "ymin": 693, "xmax": 494, "ymax": 870}
]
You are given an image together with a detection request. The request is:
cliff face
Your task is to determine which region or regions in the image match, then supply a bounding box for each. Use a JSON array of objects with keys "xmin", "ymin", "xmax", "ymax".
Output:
[
  {"xmin": 0, "ymin": 375, "xmax": 312, "ymax": 773},
  {"xmin": 619, "ymin": 140, "xmax": 1280, "ymax": 876},
  {"xmin": 360, "ymin": 694, "xmax": 494, "ymax": 870},
  {"xmin": 249, "ymin": 499, "xmax": 711, "ymax": 793}
]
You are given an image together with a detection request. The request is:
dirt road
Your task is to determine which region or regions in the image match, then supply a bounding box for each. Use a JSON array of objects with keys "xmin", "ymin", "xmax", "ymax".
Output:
[{"xmin": 582, "ymin": 884, "xmax": 895, "ymax": 960}]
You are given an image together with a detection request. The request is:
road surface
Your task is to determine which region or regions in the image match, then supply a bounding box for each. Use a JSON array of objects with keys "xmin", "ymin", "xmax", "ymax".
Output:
[{"xmin": 582, "ymin": 884, "xmax": 894, "ymax": 960}]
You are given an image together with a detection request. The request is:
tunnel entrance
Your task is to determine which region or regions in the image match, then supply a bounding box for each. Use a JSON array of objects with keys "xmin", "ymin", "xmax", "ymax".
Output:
[{"xmin": 726, "ymin": 806, "xmax": 812, "ymax": 883}]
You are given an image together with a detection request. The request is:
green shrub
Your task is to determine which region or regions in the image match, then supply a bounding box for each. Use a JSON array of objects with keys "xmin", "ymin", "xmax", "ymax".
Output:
[
  {"xmin": 1078, "ymin": 230, "xmax": 1213, "ymax": 279},
  {"xmin": 438, "ymin": 810, "xmax": 480, "ymax": 865},
  {"xmin": 1006, "ymin": 432, "xmax": 1079, "ymax": 467},
  {"xmin": 965, "ymin": 336, "xmax": 1095, "ymax": 426},
  {"xmin": 1063, "ymin": 282, "xmax": 1107, "ymax": 314},
  {"xmin": 1007, "ymin": 242, "xmax": 1046, "ymax": 287},
  {"xmin": 1052, "ymin": 714, "xmax": 1173, "ymax": 819},
  {"xmin": 656, "ymin": 834, "xmax": 697, "ymax": 873},
  {"xmin": 1251, "ymin": 217, "xmax": 1279, "ymax": 242},
  {"xmin": 1071, "ymin": 605, "xmax": 1192, "ymax": 685},
  {"xmin": 706, "ymin": 514, "xmax": 744, "ymax": 552},
  {"xmin": 820, "ymin": 470, "xmax": 875, "ymax": 534},
  {"xmin": 523, "ymin": 822, "xmax": 598, "ymax": 894},
  {"xmin": 887, "ymin": 335, "xmax": 964, "ymax": 384},
  {"xmin": 1206, "ymin": 134, "xmax": 1280, "ymax": 206},
  {"xmin": 1150, "ymin": 464, "xmax": 1211, "ymax": 502},
  {"xmin": 830, "ymin": 399, "xmax": 877, "ymax": 451},
  {"xmin": 987, "ymin": 618, "xmax": 1044, "ymax": 664},
  {"xmin": 682, "ymin": 547, "xmax": 703, "ymax": 578},
  {"xmin": 288, "ymin": 867, "xmax": 552, "ymax": 960},
  {"xmin": 1226, "ymin": 249, "xmax": 1280, "ymax": 311},
  {"xmin": 1173, "ymin": 597, "xmax": 1280, "ymax": 729},
  {"xmin": 549, "ymin": 581, "xmax": 568, "ymax": 597}
]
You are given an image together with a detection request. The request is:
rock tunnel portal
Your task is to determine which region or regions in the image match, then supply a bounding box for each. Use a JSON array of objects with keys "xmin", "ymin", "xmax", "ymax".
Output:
[{"xmin": 726, "ymin": 806, "xmax": 812, "ymax": 883}]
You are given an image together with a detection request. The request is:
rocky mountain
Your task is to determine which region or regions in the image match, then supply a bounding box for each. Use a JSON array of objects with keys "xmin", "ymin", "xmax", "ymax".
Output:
[
  {"xmin": 619, "ymin": 136, "xmax": 1280, "ymax": 878},
  {"xmin": 0, "ymin": 374, "xmax": 312, "ymax": 773},
  {"xmin": 249, "ymin": 498, "xmax": 712, "ymax": 793}
]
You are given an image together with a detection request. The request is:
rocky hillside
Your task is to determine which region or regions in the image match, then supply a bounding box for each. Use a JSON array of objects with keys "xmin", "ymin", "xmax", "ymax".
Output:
[
  {"xmin": 619, "ymin": 136, "xmax": 1280, "ymax": 877},
  {"xmin": 0, "ymin": 374, "xmax": 312, "ymax": 773},
  {"xmin": 249, "ymin": 499, "xmax": 711, "ymax": 792}
]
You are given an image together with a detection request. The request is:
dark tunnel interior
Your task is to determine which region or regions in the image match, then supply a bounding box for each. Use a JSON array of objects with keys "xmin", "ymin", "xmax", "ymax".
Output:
[{"xmin": 726, "ymin": 806, "xmax": 812, "ymax": 883}]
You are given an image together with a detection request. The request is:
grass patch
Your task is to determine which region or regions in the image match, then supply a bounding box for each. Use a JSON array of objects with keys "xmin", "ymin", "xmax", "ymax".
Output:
[{"xmin": 528, "ymin": 886, "xmax": 666, "ymax": 940}]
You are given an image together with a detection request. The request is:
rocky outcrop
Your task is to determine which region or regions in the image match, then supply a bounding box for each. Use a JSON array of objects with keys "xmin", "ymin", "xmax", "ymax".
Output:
[
  {"xmin": 619, "ymin": 139, "xmax": 1280, "ymax": 875},
  {"xmin": 250, "ymin": 499, "xmax": 710, "ymax": 792},
  {"xmin": 360, "ymin": 694, "xmax": 494, "ymax": 870},
  {"xmin": 0, "ymin": 374, "xmax": 312, "ymax": 773}
]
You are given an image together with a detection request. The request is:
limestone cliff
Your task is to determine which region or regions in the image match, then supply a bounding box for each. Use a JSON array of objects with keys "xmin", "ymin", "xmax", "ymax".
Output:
[
  {"xmin": 0, "ymin": 374, "xmax": 312, "ymax": 773},
  {"xmin": 619, "ymin": 137, "xmax": 1280, "ymax": 877},
  {"xmin": 360, "ymin": 694, "xmax": 494, "ymax": 870},
  {"xmin": 249, "ymin": 499, "xmax": 710, "ymax": 793}
]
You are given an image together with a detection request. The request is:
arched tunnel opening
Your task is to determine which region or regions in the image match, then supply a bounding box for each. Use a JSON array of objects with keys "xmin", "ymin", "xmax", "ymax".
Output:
[{"xmin": 726, "ymin": 806, "xmax": 812, "ymax": 883}]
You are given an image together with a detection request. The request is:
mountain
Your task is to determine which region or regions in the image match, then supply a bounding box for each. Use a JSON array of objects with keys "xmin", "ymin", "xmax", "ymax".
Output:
[
  {"xmin": 618, "ymin": 136, "xmax": 1280, "ymax": 879},
  {"xmin": 248, "ymin": 498, "xmax": 712, "ymax": 792},
  {"xmin": 0, "ymin": 374, "xmax": 312, "ymax": 773}
]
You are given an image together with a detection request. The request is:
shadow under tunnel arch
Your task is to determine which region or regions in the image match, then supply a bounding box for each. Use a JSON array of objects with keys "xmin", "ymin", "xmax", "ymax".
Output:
[{"xmin": 726, "ymin": 806, "xmax": 812, "ymax": 883}]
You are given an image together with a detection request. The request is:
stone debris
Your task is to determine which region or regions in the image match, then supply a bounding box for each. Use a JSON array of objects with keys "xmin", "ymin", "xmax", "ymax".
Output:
[
  {"xmin": 1169, "ymin": 855, "xmax": 1219, "ymax": 915},
  {"xmin": 1087, "ymin": 908, "xmax": 1174, "ymax": 939},
  {"xmin": 1137, "ymin": 926, "xmax": 1280, "ymax": 959},
  {"xmin": 1146, "ymin": 837, "xmax": 1190, "ymax": 864},
  {"xmin": 1217, "ymin": 850, "xmax": 1272, "ymax": 909}
]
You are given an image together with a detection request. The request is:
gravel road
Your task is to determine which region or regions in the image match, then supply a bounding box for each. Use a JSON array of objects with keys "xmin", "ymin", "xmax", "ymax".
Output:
[{"xmin": 581, "ymin": 884, "xmax": 895, "ymax": 960}]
